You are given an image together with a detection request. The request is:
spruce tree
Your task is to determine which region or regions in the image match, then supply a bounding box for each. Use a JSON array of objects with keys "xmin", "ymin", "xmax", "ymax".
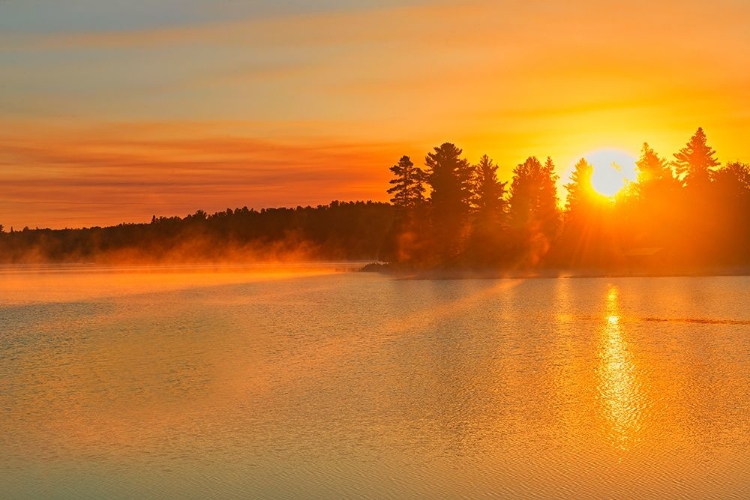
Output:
[
  {"xmin": 468, "ymin": 155, "xmax": 508, "ymax": 264},
  {"xmin": 637, "ymin": 143, "xmax": 673, "ymax": 184},
  {"xmin": 508, "ymin": 156, "xmax": 560, "ymax": 263},
  {"xmin": 424, "ymin": 143, "xmax": 474, "ymax": 259},
  {"xmin": 672, "ymin": 127, "xmax": 720, "ymax": 187},
  {"xmin": 473, "ymin": 155, "xmax": 507, "ymax": 216},
  {"xmin": 565, "ymin": 158, "xmax": 595, "ymax": 213},
  {"xmin": 425, "ymin": 143, "xmax": 473, "ymax": 217}
]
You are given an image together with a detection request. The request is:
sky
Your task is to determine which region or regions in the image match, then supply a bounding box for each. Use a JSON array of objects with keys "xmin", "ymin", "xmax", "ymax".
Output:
[{"xmin": 1, "ymin": 0, "xmax": 750, "ymax": 229}]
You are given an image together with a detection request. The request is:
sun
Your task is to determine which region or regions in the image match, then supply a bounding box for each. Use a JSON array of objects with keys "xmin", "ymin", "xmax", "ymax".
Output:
[
  {"xmin": 584, "ymin": 149, "xmax": 637, "ymax": 198},
  {"xmin": 591, "ymin": 163, "xmax": 624, "ymax": 197}
]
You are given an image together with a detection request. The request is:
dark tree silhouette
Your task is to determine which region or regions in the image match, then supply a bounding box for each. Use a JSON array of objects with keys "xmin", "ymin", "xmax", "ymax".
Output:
[
  {"xmin": 425, "ymin": 143, "xmax": 474, "ymax": 260},
  {"xmin": 508, "ymin": 156, "xmax": 560, "ymax": 265},
  {"xmin": 668, "ymin": 130, "xmax": 721, "ymax": 264},
  {"xmin": 509, "ymin": 157, "xmax": 559, "ymax": 230},
  {"xmin": 426, "ymin": 143, "xmax": 474, "ymax": 215},
  {"xmin": 467, "ymin": 154, "xmax": 508, "ymax": 264},
  {"xmin": 714, "ymin": 161, "xmax": 750, "ymax": 195},
  {"xmin": 473, "ymin": 155, "xmax": 507, "ymax": 216},
  {"xmin": 637, "ymin": 143, "xmax": 674, "ymax": 184},
  {"xmin": 0, "ymin": 202, "xmax": 394, "ymax": 264},
  {"xmin": 621, "ymin": 143, "xmax": 683, "ymax": 253},
  {"xmin": 712, "ymin": 161, "xmax": 750, "ymax": 264},
  {"xmin": 387, "ymin": 156, "xmax": 427, "ymax": 210},
  {"xmin": 673, "ymin": 127, "xmax": 720, "ymax": 187},
  {"xmin": 381, "ymin": 156, "xmax": 429, "ymax": 264}
]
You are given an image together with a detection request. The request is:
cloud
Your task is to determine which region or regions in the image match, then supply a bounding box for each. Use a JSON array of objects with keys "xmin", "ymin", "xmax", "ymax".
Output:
[{"xmin": 0, "ymin": 120, "xmax": 409, "ymax": 228}]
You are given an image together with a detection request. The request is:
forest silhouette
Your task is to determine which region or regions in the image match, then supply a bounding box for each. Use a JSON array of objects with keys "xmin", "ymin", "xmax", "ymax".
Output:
[
  {"xmin": 0, "ymin": 202, "xmax": 393, "ymax": 264},
  {"xmin": 382, "ymin": 128, "xmax": 750, "ymax": 274},
  {"xmin": 1, "ymin": 128, "xmax": 749, "ymax": 274}
]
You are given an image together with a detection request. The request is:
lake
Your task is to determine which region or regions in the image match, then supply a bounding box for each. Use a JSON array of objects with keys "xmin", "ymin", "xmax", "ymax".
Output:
[{"xmin": 1, "ymin": 266, "xmax": 749, "ymax": 499}]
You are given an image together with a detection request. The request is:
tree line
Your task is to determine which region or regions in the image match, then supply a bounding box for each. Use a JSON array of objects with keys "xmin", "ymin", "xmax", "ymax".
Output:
[
  {"xmin": 0, "ymin": 202, "xmax": 393, "ymax": 264},
  {"xmin": 382, "ymin": 128, "xmax": 750, "ymax": 273},
  {"xmin": 1, "ymin": 127, "xmax": 748, "ymax": 273}
]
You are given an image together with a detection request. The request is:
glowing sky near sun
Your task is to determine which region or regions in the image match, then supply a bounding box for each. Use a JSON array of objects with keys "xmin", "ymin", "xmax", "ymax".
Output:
[{"xmin": 1, "ymin": 0, "xmax": 749, "ymax": 228}]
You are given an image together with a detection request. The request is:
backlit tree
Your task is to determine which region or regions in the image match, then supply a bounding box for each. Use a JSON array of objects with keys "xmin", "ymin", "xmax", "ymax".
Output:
[
  {"xmin": 424, "ymin": 143, "xmax": 474, "ymax": 259},
  {"xmin": 387, "ymin": 156, "xmax": 427, "ymax": 210},
  {"xmin": 508, "ymin": 156, "xmax": 560, "ymax": 264},
  {"xmin": 672, "ymin": 127, "xmax": 720, "ymax": 187}
]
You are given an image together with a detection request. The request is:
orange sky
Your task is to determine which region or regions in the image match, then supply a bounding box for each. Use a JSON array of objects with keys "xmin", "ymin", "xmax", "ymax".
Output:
[{"xmin": 1, "ymin": 0, "xmax": 749, "ymax": 229}]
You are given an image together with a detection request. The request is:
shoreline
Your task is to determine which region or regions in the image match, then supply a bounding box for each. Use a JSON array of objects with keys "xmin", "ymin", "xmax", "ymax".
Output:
[
  {"xmin": 360, "ymin": 262, "xmax": 750, "ymax": 280},
  {"xmin": 1, "ymin": 261, "xmax": 749, "ymax": 279}
]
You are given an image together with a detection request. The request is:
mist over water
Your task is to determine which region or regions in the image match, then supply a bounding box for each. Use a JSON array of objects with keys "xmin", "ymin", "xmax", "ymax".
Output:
[{"xmin": 1, "ymin": 268, "xmax": 749, "ymax": 499}]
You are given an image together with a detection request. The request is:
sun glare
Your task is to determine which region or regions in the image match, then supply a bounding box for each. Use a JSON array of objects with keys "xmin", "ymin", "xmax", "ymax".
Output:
[{"xmin": 584, "ymin": 149, "xmax": 637, "ymax": 198}]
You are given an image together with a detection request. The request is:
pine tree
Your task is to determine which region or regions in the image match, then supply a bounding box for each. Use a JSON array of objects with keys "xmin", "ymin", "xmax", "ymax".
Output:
[
  {"xmin": 424, "ymin": 143, "xmax": 474, "ymax": 259},
  {"xmin": 468, "ymin": 155, "xmax": 508, "ymax": 264},
  {"xmin": 632, "ymin": 142, "xmax": 681, "ymax": 219},
  {"xmin": 541, "ymin": 157, "xmax": 560, "ymax": 214},
  {"xmin": 672, "ymin": 127, "xmax": 720, "ymax": 187},
  {"xmin": 473, "ymin": 154, "xmax": 507, "ymax": 216},
  {"xmin": 425, "ymin": 143, "xmax": 474, "ymax": 216},
  {"xmin": 637, "ymin": 143, "xmax": 673, "ymax": 184},
  {"xmin": 565, "ymin": 158, "xmax": 595, "ymax": 212},
  {"xmin": 508, "ymin": 156, "xmax": 560, "ymax": 262},
  {"xmin": 382, "ymin": 156, "xmax": 428, "ymax": 264},
  {"xmin": 387, "ymin": 156, "xmax": 426, "ymax": 210}
]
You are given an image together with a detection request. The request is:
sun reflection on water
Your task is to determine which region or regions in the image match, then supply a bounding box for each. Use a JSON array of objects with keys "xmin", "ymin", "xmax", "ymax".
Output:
[{"xmin": 598, "ymin": 286, "xmax": 642, "ymax": 450}]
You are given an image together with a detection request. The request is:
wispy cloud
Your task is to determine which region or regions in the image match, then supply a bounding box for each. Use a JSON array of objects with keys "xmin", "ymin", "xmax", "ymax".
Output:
[{"xmin": 0, "ymin": 120, "xmax": 411, "ymax": 228}]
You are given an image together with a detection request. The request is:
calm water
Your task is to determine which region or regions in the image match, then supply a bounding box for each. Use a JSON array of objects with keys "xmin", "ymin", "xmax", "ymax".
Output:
[{"xmin": 1, "ymin": 267, "xmax": 749, "ymax": 499}]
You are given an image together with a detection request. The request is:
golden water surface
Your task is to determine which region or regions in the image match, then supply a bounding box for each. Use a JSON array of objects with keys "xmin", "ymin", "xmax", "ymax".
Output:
[{"xmin": 1, "ymin": 267, "xmax": 749, "ymax": 499}]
